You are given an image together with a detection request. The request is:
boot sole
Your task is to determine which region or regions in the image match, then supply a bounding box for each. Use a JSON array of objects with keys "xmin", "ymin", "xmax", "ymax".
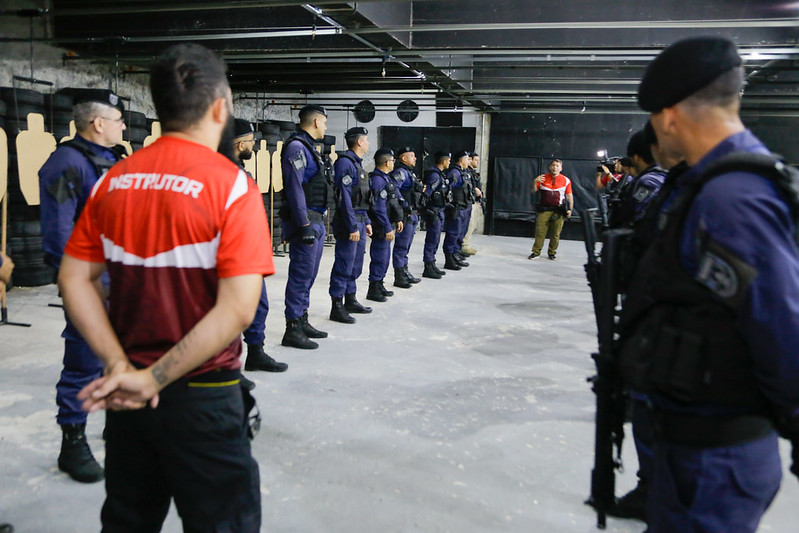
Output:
[
  {"xmin": 330, "ymin": 315, "xmax": 356, "ymax": 324},
  {"xmin": 281, "ymin": 339, "xmax": 319, "ymax": 349},
  {"xmin": 345, "ymin": 308, "xmax": 372, "ymax": 314}
]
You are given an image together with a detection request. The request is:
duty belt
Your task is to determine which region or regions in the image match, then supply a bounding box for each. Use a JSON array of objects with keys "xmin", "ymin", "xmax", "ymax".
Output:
[
  {"xmin": 354, "ymin": 212, "xmax": 368, "ymax": 223},
  {"xmin": 653, "ymin": 409, "xmax": 774, "ymax": 448},
  {"xmin": 307, "ymin": 210, "xmax": 327, "ymax": 224}
]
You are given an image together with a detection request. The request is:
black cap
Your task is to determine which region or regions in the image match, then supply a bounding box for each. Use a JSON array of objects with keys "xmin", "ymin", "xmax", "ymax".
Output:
[
  {"xmin": 72, "ymin": 89, "xmax": 124, "ymax": 113},
  {"xmin": 233, "ymin": 118, "xmax": 254, "ymax": 139},
  {"xmin": 299, "ymin": 104, "xmax": 327, "ymax": 118},
  {"xmin": 374, "ymin": 148, "xmax": 395, "ymax": 160},
  {"xmin": 345, "ymin": 126, "xmax": 368, "ymax": 139},
  {"xmin": 397, "ymin": 146, "xmax": 415, "ymax": 156},
  {"xmin": 638, "ymin": 36, "xmax": 742, "ymax": 112}
]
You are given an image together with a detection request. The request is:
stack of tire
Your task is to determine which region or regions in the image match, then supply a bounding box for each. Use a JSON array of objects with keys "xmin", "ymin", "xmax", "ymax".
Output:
[
  {"xmin": 0, "ymin": 87, "xmax": 56, "ymax": 287},
  {"xmin": 45, "ymin": 92, "xmax": 74, "ymax": 141},
  {"xmin": 124, "ymin": 110, "xmax": 148, "ymax": 151},
  {"xmin": 257, "ymin": 121, "xmax": 288, "ymax": 252},
  {"xmin": 319, "ymin": 135, "xmax": 337, "ymax": 243}
]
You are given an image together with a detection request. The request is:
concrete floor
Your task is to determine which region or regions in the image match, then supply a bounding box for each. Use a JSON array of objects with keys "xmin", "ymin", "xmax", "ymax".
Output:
[{"xmin": 0, "ymin": 234, "xmax": 796, "ymax": 532}]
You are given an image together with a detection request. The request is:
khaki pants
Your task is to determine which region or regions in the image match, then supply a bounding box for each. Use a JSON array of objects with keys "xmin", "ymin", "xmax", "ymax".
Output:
[{"xmin": 531, "ymin": 210, "xmax": 565, "ymax": 256}]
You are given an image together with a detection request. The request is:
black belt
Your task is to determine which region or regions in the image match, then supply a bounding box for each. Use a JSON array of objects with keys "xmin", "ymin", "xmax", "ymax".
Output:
[
  {"xmin": 354, "ymin": 212, "xmax": 368, "ymax": 222},
  {"xmin": 307, "ymin": 210, "xmax": 327, "ymax": 223},
  {"xmin": 653, "ymin": 409, "xmax": 774, "ymax": 448}
]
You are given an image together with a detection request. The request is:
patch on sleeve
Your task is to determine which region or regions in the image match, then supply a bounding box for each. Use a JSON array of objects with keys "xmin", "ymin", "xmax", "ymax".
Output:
[
  {"xmin": 380, "ymin": 189, "xmax": 388, "ymax": 199},
  {"xmin": 695, "ymin": 239, "xmax": 758, "ymax": 308},
  {"xmin": 290, "ymin": 150, "xmax": 306, "ymax": 172},
  {"xmin": 342, "ymin": 175, "xmax": 352, "ymax": 186},
  {"xmin": 632, "ymin": 186, "xmax": 654, "ymax": 203}
]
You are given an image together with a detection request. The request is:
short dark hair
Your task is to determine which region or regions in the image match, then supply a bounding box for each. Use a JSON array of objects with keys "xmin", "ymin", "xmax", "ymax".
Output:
[
  {"xmin": 435, "ymin": 153, "xmax": 451, "ymax": 165},
  {"xmin": 682, "ymin": 67, "xmax": 744, "ymax": 110},
  {"xmin": 346, "ymin": 134, "xmax": 365, "ymax": 150},
  {"xmin": 150, "ymin": 43, "xmax": 229, "ymax": 133},
  {"xmin": 627, "ymin": 130, "xmax": 655, "ymax": 164},
  {"xmin": 375, "ymin": 151, "xmax": 394, "ymax": 166},
  {"xmin": 299, "ymin": 107, "xmax": 325, "ymax": 127},
  {"xmin": 550, "ymin": 159, "xmax": 562, "ymax": 165}
]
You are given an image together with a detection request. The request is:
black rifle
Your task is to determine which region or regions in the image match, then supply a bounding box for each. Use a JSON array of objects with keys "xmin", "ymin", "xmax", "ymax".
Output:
[{"xmin": 582, "ymin": 209, "xmax": 632, "ymax": 529}]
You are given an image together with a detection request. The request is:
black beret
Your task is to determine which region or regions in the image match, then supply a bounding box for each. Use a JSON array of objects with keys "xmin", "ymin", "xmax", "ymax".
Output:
[
  {"xmin": 345, "ymin": 126, "xmax": 368, "ymax": 139},
  {"xmin": 454, "ymin": 151, "xmax": 470, "ymax": 160},
  {"xmin": 638, "ymin": 36, "xmax": 742, "ymax": 112},
  {"xmin": 233, "ymin": 118, "xmax": 254, "ymax": 139},
  {"xmin": 374, "ymin": 148, "xmax": 395, "ymax": 160},
  {"xmin": 72, "ymin": 89, "xmax": 124, "ymax": 113},
  {"xmin": 299, "ymin": 104, "xmax": 327, "ymax": 118},
  {"xmin": 435, "ymin": 151, "xmax": 451, "ymax": 160},
  {"xmin": 397, "ymin": 146, "xmax": 415, "ymax": 156},
  {"xmin": 468, "ymin": 151, "xmax": 478, "ymax": 158}
]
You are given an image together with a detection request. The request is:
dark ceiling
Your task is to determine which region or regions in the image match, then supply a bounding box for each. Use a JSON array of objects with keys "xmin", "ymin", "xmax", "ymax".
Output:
[{"xmin": 3, "ymin": 0, "xmax": 799, "ymax": 114}]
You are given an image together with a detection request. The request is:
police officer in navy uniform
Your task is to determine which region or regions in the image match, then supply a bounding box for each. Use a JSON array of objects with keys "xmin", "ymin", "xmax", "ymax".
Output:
[
  {"xmin": 455, "ymin": 152, "xmax": 475, "ymax": 260},
  {"xmin": 279, "ymin": 105, "xmax": 330, "ymax": 349},
  {"xmin": 328, "ymin": 126, "xmax": 373, "ymax": 323},
  {"xmin": 366, "ymin": 148, "xmax": 404, "ymax": 302},
  {"xmin": 607, "ymin": 127, "xmax": 668, "ymax": 230},
  {"xmin": 390, "ymin": 146, "xmax": 424, "ymax": 288},
  {"xmin": 421, "ymin": 152, "xmax": 451, "ymax": 279},
  {"xmin": 618, "ymin": 37, "xmax": 799, "ymax": 531},
  {"xmin": 442, "ymin": 151, "xmax": 470, "ymax": 270},
  {"xmin": 230, "ymin": 119, "xmax": 287, "ymax": 374},
  {"xmin": 39, "ymin": 89, "xmax": 127, "ymax": 483}
]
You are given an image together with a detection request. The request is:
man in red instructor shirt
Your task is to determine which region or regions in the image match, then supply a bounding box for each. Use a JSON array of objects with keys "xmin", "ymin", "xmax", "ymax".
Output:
[
  {"xmin": 529, "ymin": 158, "xmax": 573, "ymax": 260},
  {"xmin": 58, "ymin": 43, "xmax": 272, "ymax": 532}
]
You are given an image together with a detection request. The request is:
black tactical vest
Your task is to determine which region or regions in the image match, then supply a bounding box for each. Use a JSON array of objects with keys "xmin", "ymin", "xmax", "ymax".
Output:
[
  {"xmin": 282, "ymin": 133, "xmax": 328, "ymax": 208},
  {"xmin": 393, "ymin": 164, "xmax": 424, "ymax": 210},
  {"xmin": 427, "ymin": 167, "xmax": 449, "ymax": 208},
  {"xmin": 384, "ymin": 176, "xmax": 404, "ymax": 223},
  {"xmin": 618, "ymin": 153, "xmax": 799, "ymax": 409},
  {"xmin": 338, "ymin": 153, "xmax": 371, "ymax": 211},
  {"xmin": 449, "ymin": 167, "xmax": 468, "ymax": 207},
  {"xmin": 61, "ymin": 139, "xmax": 123, "ymax": 177}
]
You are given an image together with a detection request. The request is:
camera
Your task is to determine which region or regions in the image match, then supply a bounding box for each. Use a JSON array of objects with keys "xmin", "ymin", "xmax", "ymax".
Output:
[{"xmin": 596, "ymin": 157, "xmax": 620, "ymax": 173}]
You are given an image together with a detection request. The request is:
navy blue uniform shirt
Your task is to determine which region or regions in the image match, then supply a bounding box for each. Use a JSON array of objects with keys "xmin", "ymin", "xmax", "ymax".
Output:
[
  {"xmin": 661, "ymin": 130, "xmax": 799, "ymax": 424},
  {"xmin": 281, "ymin": 130, "xmax": 324, "ymax": 232},
  {"xmin": 369, "ymin": 169, "xmax": 393, "ymax": 231},
  {"xmin": 334, "ymin": 150, "xmax": 370, "ymax": 233}
]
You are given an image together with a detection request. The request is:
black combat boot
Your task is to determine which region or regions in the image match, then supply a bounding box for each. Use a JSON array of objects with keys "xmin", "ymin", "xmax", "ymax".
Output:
[
  {"xmin": 330, "ymin": 298, "xmax": 356, "ymax": 324},
  {"xmin": 281, "ymin": 318, "xmax": 318, "ymax": 349},
  {"xmin": 366, "ymin": 281, "xmax": 387, "ymax": 302},
  {"xmin": 58, "ymin": 423, "xmax": 104, "ymax": 483},
  {"xmin": 378, "ymin": 280, "xmax": 394, "ymax": 297},
  {"xmin": 455, "ymin": 252, "xmax": 470, "ymax": 267},
  {"xmin": 245, "ymin": 343, "xmax": 288, "ymax": 372},
  {"xmin": 393, "ymin": 268, "xmax": 412, "ymax": 289},
  {"xmin": 240, "ymin": 374, "xmax": 256, "ymax": 391},
  {"xmin": 444, "ymin": 253, "xmax": 462, "ymax": 270},
  {"xmin": 432, "ymin": 261, "xmax": 446, "ymax": 276},
  {"xmin": 403, "ymin": 266, "xmax": 421, "ymax": 284},
  {"xmin": 422, "ymin": 262, "xmax": 442, "ymax": 279},
  {"xmin": 345, "ymin": 293, "xmax": 372, "ymax": 314},
  {"xmin": 301, "ymin": 311, "xmax": 327, "ymax": 338},
  {"xmin": 607, "ymin": 481, "xmax": 647, "ymax": 522}
]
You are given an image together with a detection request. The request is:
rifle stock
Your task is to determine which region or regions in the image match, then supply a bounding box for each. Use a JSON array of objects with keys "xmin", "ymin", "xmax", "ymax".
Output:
[{"xmin": 582, "ymin": 212, "xmax": 632, "ymax": 529}]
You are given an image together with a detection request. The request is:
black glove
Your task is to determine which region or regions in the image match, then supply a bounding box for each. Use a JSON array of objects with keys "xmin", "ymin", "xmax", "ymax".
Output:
[{"xmin": 301, "ymin": 225, "xmax": 316, "ymax": 245}]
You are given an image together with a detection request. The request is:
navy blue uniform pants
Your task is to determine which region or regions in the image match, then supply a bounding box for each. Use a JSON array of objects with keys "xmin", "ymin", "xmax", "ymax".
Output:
[
  {"xmin": 631, "ymin": 394, "xmax": 654, "ymax": 486},
  {"xmin": 369, "ymin": 232, "xmax": 391, "ymax": 281},
  {"xmin": 56, "ymin": 316, "xmax": 103, "ymax": 426},
  {"xmin": 648, "ymin": 431, "xmax": 781, "ymax": 533},
  {"xmin": 329, "ymin": 220, "xmax": 367, "ymax": 298},
  {"xmin": 242, "ymin": 281, "xmax": 268, "ymax": 346},
  {"xmin": 392, "ymin": 213, "xmax": 418, "ymax": 269},
  {"xmin": 443, "ymin": 208, "xmax": 462, "ymax": 255},
  {"xmin": 456, "ymin": 205, "xmax": 472, "ymax": 248},
  {"xmin": 422, "ymin": 209, "xmax": 443, "ymax": 263},
  {"xmin": 102, "ymin": 373, "xmax": 261, "ymax": 533},
  {"xmin": 284, "ymin": 222, "xmax": 326, "ymax": 320}
]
